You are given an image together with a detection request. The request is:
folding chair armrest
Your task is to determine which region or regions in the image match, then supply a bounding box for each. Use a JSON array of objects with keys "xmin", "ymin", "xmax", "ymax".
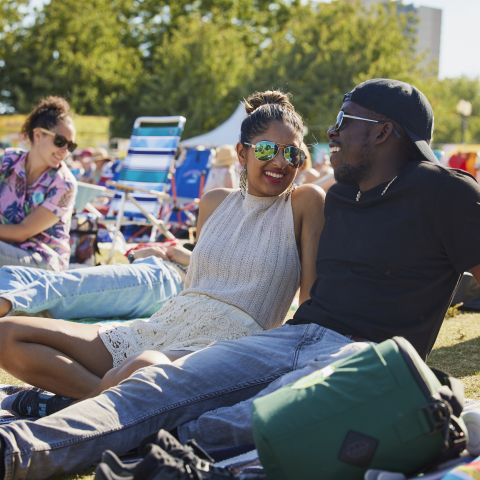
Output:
[
  {"xmin": 107, "ymin": 180, "xmax": 171, "ymax": 201},
  {"xmin": 173, "ymin": 196, "xmax": 200, "ymax": 206},
  {"xmin": 76, "ymin": 181, "xmax": 114, "ymax": 211}
]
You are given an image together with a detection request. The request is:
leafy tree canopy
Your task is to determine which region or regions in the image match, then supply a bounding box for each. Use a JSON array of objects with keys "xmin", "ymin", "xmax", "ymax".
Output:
[{"xmin": 0, "ymin": 0, "xmax": 478, "ymax": 143}]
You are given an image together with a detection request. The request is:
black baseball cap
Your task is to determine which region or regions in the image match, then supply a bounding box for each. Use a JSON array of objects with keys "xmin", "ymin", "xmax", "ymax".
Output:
[{"xmin": 344, "ymin": 78, "xmax": 436, "ymax": 162}]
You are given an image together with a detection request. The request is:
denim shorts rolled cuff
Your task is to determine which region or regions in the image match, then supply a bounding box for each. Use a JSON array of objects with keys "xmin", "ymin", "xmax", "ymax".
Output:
[{"xmin": 0, "ymin": 290, "xmax": 51, "ymax": 317}]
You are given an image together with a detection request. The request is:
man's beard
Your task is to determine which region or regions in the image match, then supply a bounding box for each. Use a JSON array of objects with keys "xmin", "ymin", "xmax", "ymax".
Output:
[
  {"xmin": 333, "ymin": 143, "xmax": 372, "ymax": 186},
  {"xmin": 334, "ymin": 162, "xmax": 371, "ymax": 185}
]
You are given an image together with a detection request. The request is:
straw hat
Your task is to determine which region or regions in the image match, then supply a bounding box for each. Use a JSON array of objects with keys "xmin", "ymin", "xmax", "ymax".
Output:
[
  {"xmin": 213, "ymin": 145, "xmax": 236, "ymax": 167},
  {"xmin": 92, "ymin": 147, "xmax": 111, "ymax": 163}
]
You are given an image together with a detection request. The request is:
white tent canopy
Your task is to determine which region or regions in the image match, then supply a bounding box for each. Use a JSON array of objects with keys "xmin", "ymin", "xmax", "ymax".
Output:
[{"xmin": 181, "ymin": 103, "xmax": 246, "ymax": 148}]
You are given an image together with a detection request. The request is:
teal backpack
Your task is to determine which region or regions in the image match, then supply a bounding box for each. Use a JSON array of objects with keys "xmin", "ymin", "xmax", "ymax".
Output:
[{"xmin": 252, "ymin": 337, "xmax": 467, "ymax": 480}]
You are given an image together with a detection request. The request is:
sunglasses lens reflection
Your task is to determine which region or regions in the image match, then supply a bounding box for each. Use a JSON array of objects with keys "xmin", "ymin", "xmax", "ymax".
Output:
[
  {"xmin": 335, "ymin": 111, "xmax": 344, "ymax": 131},
  {"xmin": 255, "ymin": 141, "xmax": 278, "ymax": 161},
  {"xmin": 284, "ymin": 147, "xmax": 304, "ymax": 167},
  {"xmin": 253, "ymin": 141, "xmax": 304, "ymax": 167}
]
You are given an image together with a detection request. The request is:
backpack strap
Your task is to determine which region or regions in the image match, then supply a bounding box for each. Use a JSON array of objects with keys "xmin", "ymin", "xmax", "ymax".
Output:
[{"xmin": 431, "ymin": 368, "xmax": 465, "ymax": 417}]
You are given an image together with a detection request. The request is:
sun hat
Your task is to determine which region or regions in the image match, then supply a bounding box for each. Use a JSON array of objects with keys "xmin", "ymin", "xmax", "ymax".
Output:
[
  {"xmin": 344, "ymin": 78, "xmax": 436, "ymax": 162},
  {"xmin": 92, "ymin": 147, "xmax": 111, "ymax": 163},
  {"xmin": 213, "ymin": 145, "xmax": 236, "ymax": 167}
]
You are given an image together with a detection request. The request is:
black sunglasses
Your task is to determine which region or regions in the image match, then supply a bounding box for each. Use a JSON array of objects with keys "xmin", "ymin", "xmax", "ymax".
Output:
[
  {"xmin": 332, "ymin": 111, "xmax": 402, "ymax": 138},
  {"xmin": 243, "ymin": 140, "xmax": 306, "ymax": 168},
  {"xmin": 39, "ymin": 128, "xmax": 77, "ymax": 153},
  {"xmin": 332, "ymin": 111, "xmax": 381, "ymax": 132}
]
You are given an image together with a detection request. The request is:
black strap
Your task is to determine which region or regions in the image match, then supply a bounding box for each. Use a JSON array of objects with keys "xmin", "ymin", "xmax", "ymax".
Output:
[{"xmin": 431, "ymin": 367, "xmax": 464, "ymax": 416}]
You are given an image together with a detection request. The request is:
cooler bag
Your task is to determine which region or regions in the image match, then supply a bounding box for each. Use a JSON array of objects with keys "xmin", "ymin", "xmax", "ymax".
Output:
[{"xmin": 252, "ymin": 336, "xmax": 467, "ymax": 480}]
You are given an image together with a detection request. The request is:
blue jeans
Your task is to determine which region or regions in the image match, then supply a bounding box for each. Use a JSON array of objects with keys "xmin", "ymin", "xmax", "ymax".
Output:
[
  {"xmin": 0, "ymin": 241, "xmax": 47, "ymax": 270},
  {"xmin": 0, "ymin": 324, "xmax": 367, "ymax": 479},
  {"xmin": 0, "ymin": 256, "xmax": 183, "ymax": 319}
]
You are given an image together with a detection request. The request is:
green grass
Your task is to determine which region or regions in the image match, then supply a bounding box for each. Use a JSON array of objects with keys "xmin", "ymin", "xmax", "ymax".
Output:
[
  {"xmin": 0, "ymin": 311, "xmax": 479, "ymax": 479},
  {"xmin": 427, "ymin": 311, "xmax": 480, "ymax": 399}
]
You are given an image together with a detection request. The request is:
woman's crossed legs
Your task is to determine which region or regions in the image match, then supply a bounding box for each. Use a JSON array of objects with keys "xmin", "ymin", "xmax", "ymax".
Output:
[
  {"xmin": 0, "ymin": 316, "xmax": 113, "ymax": 398},
  {"xmin": 0, "ymin": 316, "xmax": 188, "ymax": 402}
]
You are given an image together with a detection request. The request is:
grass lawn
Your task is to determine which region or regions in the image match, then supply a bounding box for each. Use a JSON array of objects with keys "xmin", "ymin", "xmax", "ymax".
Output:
[
  {"xmin": 0, "ymin": 311, "xmax": 479, "ymax": 479},
  {"xmin": 427, "ymin": 310, "xmax": 480, "ymax": 399}
]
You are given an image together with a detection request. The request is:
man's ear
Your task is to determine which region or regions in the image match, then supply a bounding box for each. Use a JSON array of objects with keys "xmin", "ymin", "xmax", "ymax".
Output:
[
  {"xmin": 374, "ymin": 122, "xmax": 396, "ymax": 145},
  {"xmin": 236, "ymin": 142, "xmax": 247, "ymax": 167}
]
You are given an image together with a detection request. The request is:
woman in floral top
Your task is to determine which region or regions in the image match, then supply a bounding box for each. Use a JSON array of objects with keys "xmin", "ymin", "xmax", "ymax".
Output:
[{"xmin": 0, "ymin": 96, "xmax": 77, "ymax": 271}]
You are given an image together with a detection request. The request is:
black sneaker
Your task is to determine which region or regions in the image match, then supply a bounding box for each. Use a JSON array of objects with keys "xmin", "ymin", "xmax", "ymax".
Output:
[
  {"xmin": 95, "ymin": 431, "xmax": 236, "ymax": 480},
  {"xmin": 9, "ymin": 389, "xmax": 74, "ymax": 417},
  {"xmin": 151, "ymin": 430, "xmax": 215, "ymax": 464},
  {"xmin": 97, "ymin": 449, "xmax": 140, "ymax": 478},
  {"xmin": 96, "ymin": 444, "xmax": 201, "ymax": 480},
  {"xmin": 149, "ymin": 430, "xmax": 235, "ymax": 479}
]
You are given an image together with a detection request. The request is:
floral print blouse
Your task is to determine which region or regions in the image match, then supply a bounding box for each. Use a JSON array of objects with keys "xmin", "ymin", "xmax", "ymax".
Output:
[{"xmin": 0, "ymin": 149, "xmax": 77, "ymax": 271}]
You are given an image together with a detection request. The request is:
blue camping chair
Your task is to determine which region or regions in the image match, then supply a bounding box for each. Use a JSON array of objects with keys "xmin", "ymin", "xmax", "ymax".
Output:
[
  {"xmin": 106, "ymin": 116, "xmax": 186, "ymax": 258},
  {"xmin": 168, "ymin": 148, "xmax": 212, "ymax": 233}
]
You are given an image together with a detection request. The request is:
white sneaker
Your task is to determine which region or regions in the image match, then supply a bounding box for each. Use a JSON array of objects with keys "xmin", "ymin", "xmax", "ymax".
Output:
[{"xmin": 461, "ymin": 409, "xmax": 480, "ymax": 456}]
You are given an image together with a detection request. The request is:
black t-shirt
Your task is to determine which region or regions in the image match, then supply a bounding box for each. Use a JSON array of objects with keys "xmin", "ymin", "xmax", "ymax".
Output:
[{"xmin": 290, "ymin": 161, "xmax": 480, "ymax": 358}]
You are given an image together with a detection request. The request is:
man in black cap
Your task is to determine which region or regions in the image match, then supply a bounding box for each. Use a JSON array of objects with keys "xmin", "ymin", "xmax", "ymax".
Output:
[
  {"xmin": 0, "ymin": 79, "xmax": 479, "ymax": 478},
  {"xmin": 290, "ymin": 77, "xmax": 480, "ymax": 358}
]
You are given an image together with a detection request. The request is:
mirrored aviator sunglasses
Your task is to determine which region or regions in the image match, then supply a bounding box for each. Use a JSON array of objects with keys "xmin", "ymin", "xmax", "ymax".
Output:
[
  {"xmin": 39, "ymin": 128, "xmax": 78, "ymax": 153},
  {"xmin": 244, "ymin": 140, "xmax": 306, "ymax": 168}
]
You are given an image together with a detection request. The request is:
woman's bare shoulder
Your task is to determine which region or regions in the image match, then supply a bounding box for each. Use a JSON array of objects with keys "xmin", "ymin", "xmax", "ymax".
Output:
[
  {"xmin": 198, "ymin": 188, "xmax": 236, "ymax": 223},
  {"xmin": 201, "ymin": 188, "xmax": 234, "ymax": 209},
  {"xmin": 291, "ymin": 183, "xmax": 325, "ymax": 208}
]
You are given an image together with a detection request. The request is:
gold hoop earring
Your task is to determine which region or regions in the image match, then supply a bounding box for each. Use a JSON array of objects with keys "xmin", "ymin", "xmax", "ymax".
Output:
[{"xmin": 240, "ymin": 166, "xmax": 247, "ymax": 198}]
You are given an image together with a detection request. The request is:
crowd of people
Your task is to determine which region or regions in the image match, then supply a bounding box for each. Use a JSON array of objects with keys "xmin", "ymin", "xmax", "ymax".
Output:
[
  {"xmin": 0, "ymin": 78, "xmax": 479, "ymax": 479},
  {"xmin": 68, "ymin": 146, "xmax": 116, "ymax": 186}
]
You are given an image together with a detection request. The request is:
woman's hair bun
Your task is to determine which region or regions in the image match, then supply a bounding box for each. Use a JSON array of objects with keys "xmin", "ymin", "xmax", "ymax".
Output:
[
  {"xmin": 21, "ymin": 96, "xmax": 72, "ymax": 141},
  {"xmin": 243, "ymin": 90, "xmax": 294, "ymax": 115}
]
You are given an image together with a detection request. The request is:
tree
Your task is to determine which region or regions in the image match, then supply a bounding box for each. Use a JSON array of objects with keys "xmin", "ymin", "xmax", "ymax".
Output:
[
  {"xmin": 109, "ymin": 0, "xmax": 301, "ymax": 136},
  {"xmin": 2, "ymin": 0, "xmax": 142, "ymax": 115},
  {"xmin": 246, "ymin": 0, "xmax": 422, "ymax": 144},
  {"xmin": 3, "ymin": 0, "xmax": 474, "ymax": 146},
  {"xmin": 0, "ymin": 0, "xmax": 29, "ymax": 111},
  {"xmin": 111, "ymin": 11, "xmax": 256, "ymax": 137},
  {"xmin": 0, "ymin": 0, "xmax": 29, "ymax": 43},
  {"xmin": 418, "ymin": 76, "xmax": 480, "ymax": 144}
]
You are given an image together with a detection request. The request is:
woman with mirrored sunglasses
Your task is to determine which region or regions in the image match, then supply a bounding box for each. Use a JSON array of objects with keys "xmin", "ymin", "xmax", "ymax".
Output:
[
  {"xmin": 0, "ymin": 90, "xmax": 326, "ymax": 412},
  {"xmin": 0, "ymin": 96, "xmax": 77, "ymax": 271}
]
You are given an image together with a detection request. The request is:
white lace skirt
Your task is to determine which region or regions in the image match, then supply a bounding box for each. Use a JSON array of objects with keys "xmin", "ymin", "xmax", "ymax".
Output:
[{"xmin": 98, "ymin": 293, "xmax": 263, "ymax": 367}]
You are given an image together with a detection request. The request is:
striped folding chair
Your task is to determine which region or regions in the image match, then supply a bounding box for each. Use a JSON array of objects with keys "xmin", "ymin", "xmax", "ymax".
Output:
[{"xmin": 106, "ymin": 116, "xmax": 186, "ymax": 260}]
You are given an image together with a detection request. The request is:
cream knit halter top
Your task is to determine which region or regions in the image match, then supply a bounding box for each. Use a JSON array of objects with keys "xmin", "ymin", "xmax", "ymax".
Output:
[{"xmin": 182, "ymin": 190, "xmax": 301, "ymax": 330}]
